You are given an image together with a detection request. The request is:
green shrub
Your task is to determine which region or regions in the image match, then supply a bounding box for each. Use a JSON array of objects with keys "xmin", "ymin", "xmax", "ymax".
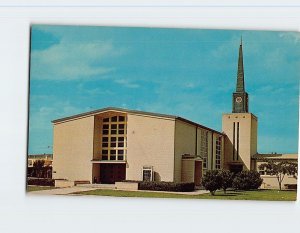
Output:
[
  {"xmin": 219, "ymin": 170, "xmax": 234, "ymax": 194},
  {"xmin": 232, "ymin": 171, "xmax": 263, "ymax": 190},
  {"xmin": 138, "ymin": 181, "xmax": 195, "ymax": 192},
  {"xmin": 201, "ymin": 170, "xmax": 222, "ymax": 195},
  {"xmin": 27, "ymin": 178, "xmax": 55, "ymax": 186}
]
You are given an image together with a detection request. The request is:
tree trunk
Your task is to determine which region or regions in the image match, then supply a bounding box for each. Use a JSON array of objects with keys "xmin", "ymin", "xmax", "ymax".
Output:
[{"xmin": 279, "ymin": 182, "xmax": 282, "ymax": 191}]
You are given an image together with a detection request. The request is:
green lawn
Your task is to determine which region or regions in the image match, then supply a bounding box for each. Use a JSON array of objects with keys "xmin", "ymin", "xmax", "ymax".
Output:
[
  {"xmin": 73, "ymin": 189, "xmax": 297, "ymax": 201},
  {"xmin": 27, "ymin": 186, "xmax": 57, "ymax": 192}
]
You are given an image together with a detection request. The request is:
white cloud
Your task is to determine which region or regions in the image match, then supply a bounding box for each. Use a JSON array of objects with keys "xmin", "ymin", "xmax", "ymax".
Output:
[
  {"xmin": 279, "ymin": 32, "xmax": 300, "ymax": 43},
  {"xmin": 114, "ymin": 79, "xmax": 140, "ymax": 88},
  {"xmin": 31, "ymin": 39, "xmax": 121, "ymax": 80},
  {"xmin": 29, "ymin": 101, "xmax": 83, "ymax": 131}
]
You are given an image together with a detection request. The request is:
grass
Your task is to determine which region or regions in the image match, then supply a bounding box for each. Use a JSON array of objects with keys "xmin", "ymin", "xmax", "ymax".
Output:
[
  {"xmin": 27, "ymin": 185, "xmax": 57, "ymax": 192},
  {"xmin": 73, "ymin": 189, "xmax": 297, "ymax": 201}
]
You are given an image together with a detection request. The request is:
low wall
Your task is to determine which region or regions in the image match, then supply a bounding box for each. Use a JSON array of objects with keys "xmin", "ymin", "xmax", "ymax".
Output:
[
  {"xmin": 55, "ymin": 180, "xmax": 75, "ymax": 188},
  {"xmin": 115, "ymin": 182, "xmax": 139, "ymax": 191},
  {"xmin": 261, "ymin": 175, "xmax": 297, "ymax": 190}
]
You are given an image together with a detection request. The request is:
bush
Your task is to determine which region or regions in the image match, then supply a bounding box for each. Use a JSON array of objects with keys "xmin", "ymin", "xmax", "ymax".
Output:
[
  {"xmin": 232, "ymin": 171, "xmax": 263, "ymax": 190},
  {"xmin": 27, "ymin": 178, "xmax": 55, "ymax": 186},
  {"xmin": 201, "ymin": 170, "xmax": 222, "ymax": 195},
  {"xmin": 219, "ymin": 170, "xmax": 234, "ymax": 194},
  {"xmin": 138, "ymin": 181, "xmax": 195, "ymax": 192}
]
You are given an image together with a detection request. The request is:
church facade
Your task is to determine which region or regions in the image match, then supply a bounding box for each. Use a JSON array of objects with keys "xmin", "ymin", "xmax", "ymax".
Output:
[{"xmin": 51, "ymin": 42, "xmax": 298, "ymax": 189}]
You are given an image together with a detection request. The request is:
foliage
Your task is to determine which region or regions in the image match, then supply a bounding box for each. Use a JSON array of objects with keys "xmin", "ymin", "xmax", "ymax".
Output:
[
  {"xmin": 259, "ymin": 160, "xmax": 298, "ymax": 190},
  {"xmin": 219, "ymin": 170, "xmax": 234, "ymax": 194},
  {"xmin": 27, "ymin": 178, "xmax": 55, "ymax": 186},
  {"xmin": 28, "ymin": 160, "xmax": 52, "ymax": 178},
  {"xmin": 232, "ymin": 170, "xmax": 263, "ymax": 190},
  {"xmin": 201, "ymin": 170, "xmax": 222, "ymax": 195},
  {"xmin": 138, "ymin": 181, "xmax": 195, "ymax": 192}
]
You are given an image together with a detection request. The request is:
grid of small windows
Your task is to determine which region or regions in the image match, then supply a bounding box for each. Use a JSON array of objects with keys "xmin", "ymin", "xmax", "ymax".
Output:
[
  {"xmin": 101, "ymin": 115, "xmax": 127, "ymax": 161},
  {"xmin": 215, "ymin": 136, "xmax": 222, "ymax": 169},
  {"xmin": 200, "ymin": 130, "xmax": 208, "ymax": 169}
]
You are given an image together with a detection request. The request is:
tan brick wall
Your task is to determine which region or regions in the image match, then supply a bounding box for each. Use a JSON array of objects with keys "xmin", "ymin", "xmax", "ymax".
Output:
[
  {"xmin": 181, "ymin": 159, "xmax": 195, "ymax": 183},
  {"xmin": 174, "ymin": 120, "xmax": 196, "ymax": 182},
  {"xmin": 222, "ymin": 113, "xmax": 257, "ymax": 170},
  {"xmin": 52, "ymin": 116, "xmax": 94, "ymax": 182},
  {"xmin": 126, "ymin": 114, "xmax": 175, "ymax": 182}
]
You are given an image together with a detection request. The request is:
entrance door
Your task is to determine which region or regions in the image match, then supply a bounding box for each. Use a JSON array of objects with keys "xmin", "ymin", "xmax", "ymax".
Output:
[
  {"xmin": 194, "ymin": 161, "xmax": 202, "ymax": 186},
  {"xmin": 100, "ymin": 164, "xmax": 126, "ymax": 184},
  {"xmin": 229, "ymin": 164, "xmax": 243, "ymax": 174}
]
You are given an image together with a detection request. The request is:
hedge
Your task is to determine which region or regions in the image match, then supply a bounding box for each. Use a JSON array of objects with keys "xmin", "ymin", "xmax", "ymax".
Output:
[
  {"xmin": 27, "ymin": 178, "xmax": 55, "ymax": 186},
  {"xmin": 138, "ymin": 181, "xmax": 195, "ymax": 192}
]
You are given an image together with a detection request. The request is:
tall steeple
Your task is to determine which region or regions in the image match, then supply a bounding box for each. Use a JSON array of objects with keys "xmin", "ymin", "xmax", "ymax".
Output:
[
  {"xmin": 232, "ymin": 38, "xmax": 249, "ymax": 113},
  {"xmin": 236, "ymin": 37, "xmax": 245, "ymax": 92}
]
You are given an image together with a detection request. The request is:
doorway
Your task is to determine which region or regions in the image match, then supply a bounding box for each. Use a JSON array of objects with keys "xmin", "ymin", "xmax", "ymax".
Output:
[{"xmin": 100, "ymin": 163, "xmax": 126, "ymax": 184}]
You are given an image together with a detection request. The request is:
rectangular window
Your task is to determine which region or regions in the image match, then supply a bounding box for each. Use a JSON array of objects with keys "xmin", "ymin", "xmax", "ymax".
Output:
[
  {"xmin": 102, "ymin": 129, "xmax": 109, "ymax": 135},
  {"xmin": 100, "ymin": 115, "xmax": 127, "ymax": 162},
  {"xmin": 102, "ymin": 142, "xmax": 108, "ymax": 147},
  {"xmin": 142, "ymin": 167, "xmax": 153, "ymax": 181},
  {"xmin": 203, "ymin": 157, "xmax": 207, "ymax": 169},
  {"xmin": 233, "ymin": 122, "xmax": 235, "ymax": 161},
  {"xmin": 110, "ymin": 142, "xmax": 116, "ymax": 147},
  {"xmin": 110, "ymin": 150, "xmax": 116, "ymax": 155},
  {"xmin": 200, "ymin": 130, "xmax": 208, "ymax": 169},
  {"xmin": 111, "ymin": 129, "xmax": 117, "ymax": 134},
  {"xmin": 215, "ymin": 136, "xmax": 222, "ymax": 170},
  {"xmin": 237, "ymin": 122, "xmax": 239, "ymax": 160},
  {"xmin": 111, "ymin": 116, "xmax": 118, "ymax": 122}
]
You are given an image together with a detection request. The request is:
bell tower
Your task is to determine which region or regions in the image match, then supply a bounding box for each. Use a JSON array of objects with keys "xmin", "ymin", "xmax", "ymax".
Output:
[
  {"xmin": 222, "ymin": 39, "xmax": 258, "ymax": 172},
  {"xmin": 232, "ymin": 38, "xmax": 249, "ymax": 113}
]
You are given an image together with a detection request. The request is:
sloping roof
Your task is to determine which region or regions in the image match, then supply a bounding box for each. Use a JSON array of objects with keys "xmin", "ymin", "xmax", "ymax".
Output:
[
  {"xmin": 28, "ymin": 154, "xmax": 53, "ymax": 159},
  {"xmin": 252, "ymin": 153, "xmax": 298, "ymax": 160},
  {"xmin": 52, "ymin": 106, "xmax": 224, "ymax": 135}
]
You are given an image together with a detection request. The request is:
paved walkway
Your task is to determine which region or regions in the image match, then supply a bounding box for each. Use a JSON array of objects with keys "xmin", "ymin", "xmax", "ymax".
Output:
[
  {"xmin": 27, "ymin": 186, "xmax": 99, "ymax": 196},
  {"xmin": 27, "ymin": 184, "xmax": 209, "ymax": 196}
]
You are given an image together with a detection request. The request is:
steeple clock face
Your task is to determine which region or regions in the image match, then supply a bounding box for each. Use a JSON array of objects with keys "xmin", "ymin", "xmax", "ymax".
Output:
[{"xmin": 235, "ymin": 97, "xmax": 243, "ymax": 103}]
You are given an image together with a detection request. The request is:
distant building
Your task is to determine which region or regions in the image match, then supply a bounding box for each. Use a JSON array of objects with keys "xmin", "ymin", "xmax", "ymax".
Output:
[
  {"xmin": 51, "ymin": 41, "xmax": 297, "ymax": 188},
  {"xmin": 28, "ymin": 154, "xmax": 53, "ymax": 167},
  {"xmin": 27, "ymin": 154, "xmax": 53, "ymax": 178}
]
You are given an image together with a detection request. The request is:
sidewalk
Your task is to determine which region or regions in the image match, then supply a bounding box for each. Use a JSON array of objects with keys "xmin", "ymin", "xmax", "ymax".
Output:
[
  {"xmin": 27, "ymin": 186, "xmax": 101, "ymax": 196},
  {"xmin": 27, "ymin": 184, "xmax": 209, "ymax": 196}
]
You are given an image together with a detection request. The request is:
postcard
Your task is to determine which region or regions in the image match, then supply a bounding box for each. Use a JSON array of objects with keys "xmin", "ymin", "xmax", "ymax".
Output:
[{"xmin": 27, "ymin": 25, "xmax": 298, "ymax": 201}]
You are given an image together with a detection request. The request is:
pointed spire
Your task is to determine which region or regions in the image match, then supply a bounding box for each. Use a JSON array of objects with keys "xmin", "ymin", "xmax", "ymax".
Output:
[{"xmin": 236, "ymin": 37, "xmax": 245, "ymax": 92}]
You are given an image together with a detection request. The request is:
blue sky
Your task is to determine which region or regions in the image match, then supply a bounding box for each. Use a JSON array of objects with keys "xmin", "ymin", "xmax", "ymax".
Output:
[{"xmin": 28, "ymin": 25, "xmax": 299, "ymax": 154}]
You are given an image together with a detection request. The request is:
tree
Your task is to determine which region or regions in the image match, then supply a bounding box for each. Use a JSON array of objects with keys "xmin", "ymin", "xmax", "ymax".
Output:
[
  {"xmin": 258, "ymin": 160, "xmax": 298, "ymax": 190},
  {"xmin": 232, "ymin": 170, "xmax": 263, "ymax": 190},
  {"xmin": 33, "ymin": 160, "xmax": 45, "ymax": 178},
  {"xmin": 201, "ymin": 170, "xmax": 222, "ymax": 195},
  {"xmin": 219, "ymin": 170, "xmax": 234, "ymax": 194}
]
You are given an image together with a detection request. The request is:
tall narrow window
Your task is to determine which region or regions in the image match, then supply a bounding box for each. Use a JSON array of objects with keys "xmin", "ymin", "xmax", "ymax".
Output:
[
  {"xmin": 215, "ymin": 136, "xmax": 222, "ymax": 169},
  {"xmin": 101, "ymin": 115, "xmax": 127, "ymax": 161},
  {"xmin": 200, "ymin": 130, "xmax": 208, "ymax": 169},
  {"xmin": 233, "ymin": 122, "xmax": 235, "ymax": 161},
  {"xmin": 237, "ymin": 122, "xmax": 239, "ymax": 160}
]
